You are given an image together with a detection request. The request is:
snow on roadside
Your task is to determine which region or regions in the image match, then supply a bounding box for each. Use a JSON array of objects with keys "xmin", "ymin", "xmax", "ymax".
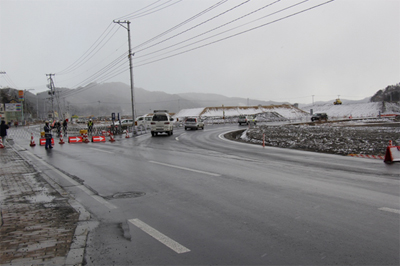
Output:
[
  {"xmin": 299, "ymin": 102, "xmax": 400, "ymax": 119},
  {"xmin": 174, "ymin": 105, "xmax": 306, "ymax": 119},
  {"xmin": 174, "ymin": 102, "xmax": 400, "ymax": 121}
]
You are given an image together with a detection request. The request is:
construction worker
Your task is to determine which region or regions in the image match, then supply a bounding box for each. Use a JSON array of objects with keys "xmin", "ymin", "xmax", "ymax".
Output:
[
  {"xmin": 87, "ymin": 119, "xmax": 94, "ymax": 135},
  {"xmin": 44, "ymin": 121, "xmax": 53, "ymax": 149}
]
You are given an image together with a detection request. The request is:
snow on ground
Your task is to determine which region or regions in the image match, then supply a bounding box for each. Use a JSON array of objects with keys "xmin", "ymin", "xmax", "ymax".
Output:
[
  {"xmin": 300, "ymin": 102, "xmax": 400, "ymax": 119},
  {"xmin": 174, "ymin": 105, "xmax": 306, "ymax": 119},
  {"xmin": 173, "ymin": 108, "xmax": 205, "ymax": 118},
  {"xmin": 175, "ymin": 102, "xmax": 400, "ymax": 121}
]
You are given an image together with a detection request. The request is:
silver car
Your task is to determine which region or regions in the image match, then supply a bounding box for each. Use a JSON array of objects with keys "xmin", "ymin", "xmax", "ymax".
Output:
[{"xmin": 184, "ymin": 117, "xmax": 204, "ymax": 130}]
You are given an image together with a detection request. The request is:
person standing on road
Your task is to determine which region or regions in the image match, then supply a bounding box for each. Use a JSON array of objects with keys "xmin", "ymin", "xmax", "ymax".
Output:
[
  {"xmin": 63, "ymin": 119, "xmax": 68, "ymax": 134},
  {"xmin": 0, "ymin": 120, "xmax": 9, "ymax": 144},
  {"xmin": 87, "ymin": 119, "xmax": 94, "ymax": 135},
  {"xmin": 44, "ymin": 121, "xmax": 53, "ymax": 149},
  {"xmin": 55, "ymin": 120, "xmax": 61, "ymax": 137}
]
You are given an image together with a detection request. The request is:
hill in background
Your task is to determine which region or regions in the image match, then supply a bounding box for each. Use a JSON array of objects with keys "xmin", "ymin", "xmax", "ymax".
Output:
[
  {"xmin": 1, "ymin": 82, "xmax": 399, "ymax": 119},
  {"xmin": 35, "ymin": 82, "xmax": 282, "ymax": 117},
  {"xmin": 370, "ymin": 83, "xmax": 400, "ymax": 102}
]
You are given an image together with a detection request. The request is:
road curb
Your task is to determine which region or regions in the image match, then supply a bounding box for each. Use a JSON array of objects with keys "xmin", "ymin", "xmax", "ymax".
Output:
[
  {"xmin": 10, "ymin": 144, "xmax": 94, "ymax": 266},
  {"xmin": 348, "ymin": 154, "xmax": 385, "ymax": 160}
]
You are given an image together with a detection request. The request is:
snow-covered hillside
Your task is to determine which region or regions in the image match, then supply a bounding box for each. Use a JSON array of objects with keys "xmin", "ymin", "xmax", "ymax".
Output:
[
  {"xmin": 174, "ymin": 102, "xmax": 400, "ymax": 120},
  {"xmin": 174, "ymin": 105, "xmax": 306, "ymax": 119},
  {"xmin": 300, "ymin": 102, "xmax": 400, "ymax": 119}
]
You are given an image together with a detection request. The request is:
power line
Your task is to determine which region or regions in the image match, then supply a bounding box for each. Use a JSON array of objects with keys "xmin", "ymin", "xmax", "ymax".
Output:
[
  {"xmin": 2, "ymin": 73, "xmax": 19, "ymax": 89},
  {"xmin": 131, "ymin": 0, "xmax": 229, "ymax": 51},
  {"xmin": 134, "ymin": 0, "xmax": 251, "ymax": 54},
  {"xmin": 57, "ymin": 24, "xmax": 121, "ymax": 76},
  {"xmin": 59, "ymin": 0, "xmax": 335, "ymax": 99},
  {"xmin": 55, "ymin": 40, "xmax": 129, "ymax": 86},
  {"xmin": 114, "ymin": 0, "xmax": 164, "ymax": 21},
  {"xmin": 135, "ymin": 0, "xmax": 310, "ymax": 63},
  {"xmin": 61, "ymin": 53, "xmax": 128, "ymax": 97},
  {"xmin": 120, "ymin": 0, "xmax": 183, "ymax": 21},
  {"xmin": 134, "ymin": 0, "xmax": 282, "ymax": 60},
  {"xmin": 134, "ymin": 0, "xmax": 335, "ymax": 68},
  {"xmin": 57, "ymin": 23, "xmax": 114, "ymax": 75}
]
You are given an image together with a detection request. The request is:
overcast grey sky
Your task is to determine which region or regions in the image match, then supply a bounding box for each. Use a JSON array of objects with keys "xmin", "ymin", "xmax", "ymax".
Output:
[{"xmin": 1, "ymin": 0, "xmax": 399, "ymax": 103}]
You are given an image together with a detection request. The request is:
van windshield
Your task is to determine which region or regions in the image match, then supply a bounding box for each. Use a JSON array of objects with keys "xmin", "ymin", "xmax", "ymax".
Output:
[{"xmin": 153, "ymin": 115, "xmax": 168, "ymax": 121}]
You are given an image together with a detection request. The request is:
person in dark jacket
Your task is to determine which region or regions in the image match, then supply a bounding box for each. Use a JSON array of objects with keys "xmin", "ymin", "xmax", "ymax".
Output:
[
  {"xmin": 0, "ymin": 120, "xmax": 9, "ymax": 144},
  {"xmin": 44, "ymin": 121, "xmax": 53, "ymax": 149},
  {"xmin": 63, "ymin": 119, "xmax": 68, "ymax": 134}
]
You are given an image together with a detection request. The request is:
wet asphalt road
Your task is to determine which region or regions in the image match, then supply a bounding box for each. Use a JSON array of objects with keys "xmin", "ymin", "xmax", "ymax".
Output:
[{"xmin": 13, "ymin": 124, "xmax": 400, "ymax": 265}]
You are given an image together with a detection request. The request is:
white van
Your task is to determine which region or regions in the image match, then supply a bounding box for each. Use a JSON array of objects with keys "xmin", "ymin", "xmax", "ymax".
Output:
[
  {"xmin": 136, "ymin": 115, "xmax": 152, "ymax": 128},
  {"xmin": 150, "ymin": 112, "xmax": 173, "ymax": 136}
]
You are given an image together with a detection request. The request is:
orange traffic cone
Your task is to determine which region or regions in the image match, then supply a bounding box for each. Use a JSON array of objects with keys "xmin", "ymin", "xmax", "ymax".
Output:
[
  {"xmin": 30, "ymin": 133, "xmax": 36, "ymax": 147},
  {"xmin": 384, "ymin": 140, "xmax": 395, "ymax": 163},
  {"xmin": 125, "ymin": 130, "xmax": 130, "ymax": 138},
  {"xmin": 59, "ymin": 133, "xmax": 65, "ymax": 144},
  {"xmin": 0, "ymin": 138, "xmax": 4, "ymax": 148},
  {"xmin": 109, "ymin": 133, "xmax": 115, "ymax": 142}
]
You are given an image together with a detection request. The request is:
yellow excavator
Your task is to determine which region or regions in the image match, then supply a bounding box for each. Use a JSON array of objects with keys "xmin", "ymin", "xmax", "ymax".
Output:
[{"xmin": 334, "ymin": 98, "xmax": 342, "ymax": 105}]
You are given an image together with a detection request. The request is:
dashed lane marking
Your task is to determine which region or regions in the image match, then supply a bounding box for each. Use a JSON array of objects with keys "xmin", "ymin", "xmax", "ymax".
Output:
[
  {"xmin": 149, "ymin": 160, "xmax": 221, "ymax": 177},
  {"xmin": 379, "ymin": 207, "xmax": 400, "ymax": 214},
  {"xmin": 129, "ymin": 218, "xmax": 190, "ymax": 254}
]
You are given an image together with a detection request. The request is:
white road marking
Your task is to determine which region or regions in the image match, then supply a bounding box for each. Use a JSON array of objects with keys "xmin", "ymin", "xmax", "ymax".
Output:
[
  {"xmin": 17, "ymin": 145, "xmax": 118, "ymax": 209},
  {"xmin": 89, "ymin": 147, "xmax": 114, "ymax": 154},
  {"xmin": 128, "ymin": 218, "xmax": 190, "ymax": 254},
  {"xmin": 379, "ymin": 207, "xmax": 400, "ymax": 214},
  {"xmin": 175, "ymin": 132, "xmax": 186, "ymax": 141},
  {"xmin": 149, "ymin": 160, "xmax": 221, "ymax": 177}
]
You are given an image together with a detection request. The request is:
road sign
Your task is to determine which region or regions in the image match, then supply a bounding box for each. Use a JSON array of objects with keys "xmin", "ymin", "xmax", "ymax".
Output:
[
  {"xmin": 68, "ymin": 136, "xmax": 83, "ymax": 143},
  {"xmin": 40, "ymin": 138, "xmax": 54, "ymax": 146},
  {"xmin": 92, "ymin": 136, "xmax": 106, "ymax": 142},
  {"xmin": 18, "ymin": 90, "xmax": 24, "ymax": 100}
]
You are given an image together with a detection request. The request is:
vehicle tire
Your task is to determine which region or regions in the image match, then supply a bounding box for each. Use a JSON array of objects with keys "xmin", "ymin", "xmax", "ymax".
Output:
[
  {"xmin": 185, "ymin": 127, "xmax": 187, "ymax": 130},
  {"xmin": 171, "ymin": 130, "xmax": 173, "ymax": 135},
  {"xmin": 239, "ymin": 123, "xmax": 241, "ymax": 126}
]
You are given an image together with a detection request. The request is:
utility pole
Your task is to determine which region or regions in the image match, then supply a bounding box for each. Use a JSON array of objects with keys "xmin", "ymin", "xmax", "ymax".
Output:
[
  {"xmin": 113, "ymin": 20, "xmax": 135, "ymax": 131},
  {"xmin": 46, "ymin": 74, "xmax": 55, "ymax": 120}
]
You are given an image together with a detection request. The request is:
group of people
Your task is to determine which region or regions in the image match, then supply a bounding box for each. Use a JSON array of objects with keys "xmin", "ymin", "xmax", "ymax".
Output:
[
  {"xmin": 43, "ymin": 119, "xmax": 68, "ymax": 149},
  {"xmin": 0, "ymin": 118, "xmax": 94, "ymax": 149},
  {"xmin": 44, "ymin": 119, "xmax": 94, "ymax": 149}
]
